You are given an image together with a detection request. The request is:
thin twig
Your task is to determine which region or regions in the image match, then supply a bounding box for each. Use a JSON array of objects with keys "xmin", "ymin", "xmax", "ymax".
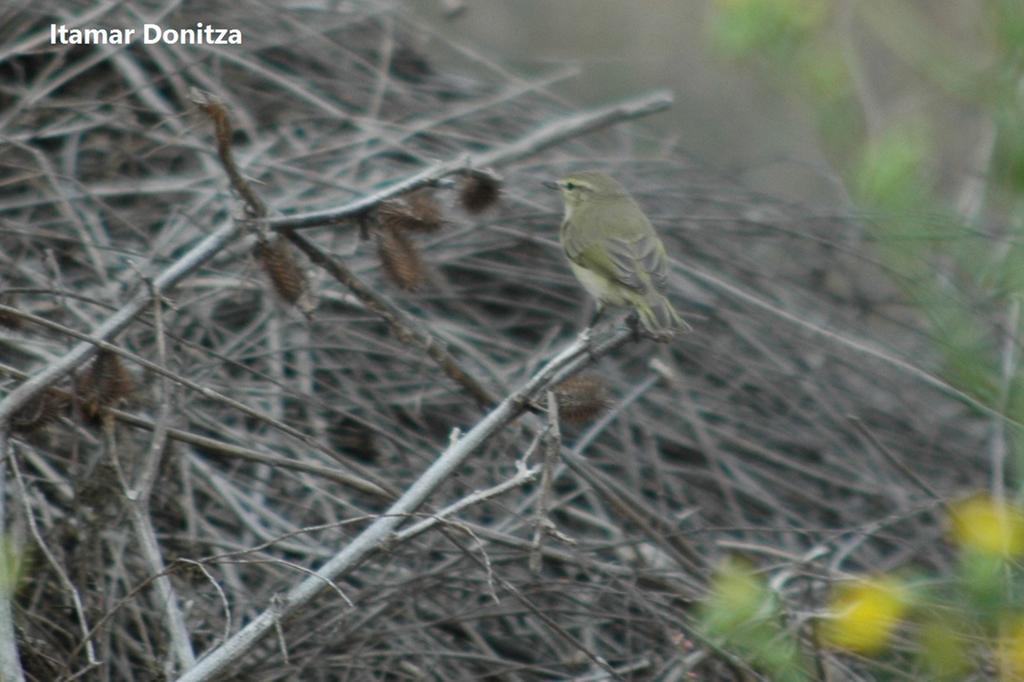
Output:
[
  {"xmin": 130, "ymin": 282, "xmax": 172, "ymax": 502},
  {"xmin": 0, "ymin": 305, "xmax": 393, "ymax": 499},
  {"xmin": 394, "ymin": 460, "xmax": 540, "ymax": 543},
  {"xmin": 678, "ymin": 261, "xmax": 1024, "ymax": 428},
  {"xmin": 123, "ymin": 285, "xmax": 196, "ymax": 674},
  {"xmin": 192, "ymin": 93, "xmax": 267, "ymax": 220},
  {"xmin": 9, "ymin": 445, "xmax": 96, "ymax": 669},
  {"xmin": 847, "ymin": 416, "xmax": 951, "ymax": 513},
  {"xmin": 175, "ymin": 328, "xmax": 632, "ymax": 682},
  {"xmin": 529, "ymin": 391, "xmax": 561, "ymax": 573},
  {"xmin": 0, "ymin": 434, "xmax": 24, "ymax": 682},
  {"xmin": 197, "ymin": 98, "xmax": 501, "ymax": 410},
  {"xmin": 0, "ymin": 361, "xmax": 390, "ymax": 495},
  {"xmin": 0, "ymin": 220, "xmax": 243, "ymax": 427},
  {"xmin": 440, "ymin": 523, "xmax": 627, "ymax": 681},
  {"xmin": 285, "ymin": 230, "xmax": 497, "ymax": 408},
  {"xmin": 989, "ymin": 298, "xmax": 1020, "ymax": 499},
  {"xmin": 265, "ymin": 89, "xmax": 674, "ymax": 232}
]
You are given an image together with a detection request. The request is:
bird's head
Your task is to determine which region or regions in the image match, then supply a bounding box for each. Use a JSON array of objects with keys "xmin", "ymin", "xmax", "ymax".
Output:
[{"xmin": 545, "ymin": 171, "xmax": 629, "ymax": 216}]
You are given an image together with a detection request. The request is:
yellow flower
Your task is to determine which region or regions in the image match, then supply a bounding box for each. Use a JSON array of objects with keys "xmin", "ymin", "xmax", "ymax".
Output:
[
  {"xmin": 822, "ymin": 577, "xmax": 908, "ymax": 654},
  {"xmin": 951, "ymin": 496, "xmax": 1024, "ymax": 557}
]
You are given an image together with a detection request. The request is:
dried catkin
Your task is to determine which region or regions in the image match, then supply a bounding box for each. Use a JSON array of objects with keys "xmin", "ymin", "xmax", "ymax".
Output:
[
  {"xmin": 459, "ymin": 171, "xmax": 501, "ymax": 213},
  {"xmin": 376, "ymin": 225, "xmax": 428, "ymax": 291},
  {"xmin": 553, "ymin": 373, "xmax": 611, "ymax": 425}
]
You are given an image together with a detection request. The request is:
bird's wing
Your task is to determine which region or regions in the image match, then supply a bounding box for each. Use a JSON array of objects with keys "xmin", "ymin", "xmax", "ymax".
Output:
[
  {"xmin": 563, "ymin": 205, "xmax": 669, "ymax": 295},
  {"xmin": 563, "ymin": 230, "xmax": 632, "ymax": 291},
  {"xmin": 607, "ymin": 232, "xmax": 669, "ymax": 295}
]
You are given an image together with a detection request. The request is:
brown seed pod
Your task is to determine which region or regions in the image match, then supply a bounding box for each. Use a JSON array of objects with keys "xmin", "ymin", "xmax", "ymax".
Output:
[
  {"xmin": 405, "ymin": 188, "xmax": 443, "ymax": 230},
  {"xmin": 254, "ymin": 235, "xmax": 309, "ymax": 307},
  {"xmin": 77, "ymin": 349, "xmax": 136, "ymax": 419},
  {"xmin": 553, "ymin": 373, "xmax": 611, "ymax": 425},
  {"xmin": 378, "ymin": 188, "xmax": 443, "ymax": 234},
  {"xmin": 376, "ymin": 225, "xmax": 428, "ymax": 291},
  {"xmin": 11, "ymin": 389, "xmax": 68, "ymax": 433},
  {"xmin": 459, "ymin": 170, "xmax": 501, "ymax": 214}
]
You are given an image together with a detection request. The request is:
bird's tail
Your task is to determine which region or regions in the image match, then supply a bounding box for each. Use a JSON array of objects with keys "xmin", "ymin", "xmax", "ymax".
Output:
[{"xmin": 636, "ymin": 293, "xmax": 690, "ymax": 340}]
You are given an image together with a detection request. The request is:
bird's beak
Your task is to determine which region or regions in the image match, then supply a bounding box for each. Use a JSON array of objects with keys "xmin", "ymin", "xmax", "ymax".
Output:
[{"xmin": 542, "ymin": 180, "xmax": 560, "ymax": 191}]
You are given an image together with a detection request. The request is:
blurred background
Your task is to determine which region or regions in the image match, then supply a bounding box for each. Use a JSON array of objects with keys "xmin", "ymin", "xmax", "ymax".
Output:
[{"xmin": 411, "ymin": 0, "xmax": 994, "ymax": 209}]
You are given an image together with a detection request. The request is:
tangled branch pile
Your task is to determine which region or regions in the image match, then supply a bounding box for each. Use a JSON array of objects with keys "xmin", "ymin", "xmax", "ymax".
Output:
[{"xmin": 0, "ymin": 1, "xmax": 992, "ymax": 679}]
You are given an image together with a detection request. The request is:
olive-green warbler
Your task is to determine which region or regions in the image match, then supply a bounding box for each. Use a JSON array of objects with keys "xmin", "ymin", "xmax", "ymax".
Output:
[{"xmin": 547, "ymin": 171, "xmax": 689, "ymax": 340}]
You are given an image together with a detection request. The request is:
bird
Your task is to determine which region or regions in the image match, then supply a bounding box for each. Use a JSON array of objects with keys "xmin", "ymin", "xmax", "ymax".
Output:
[{"xmin": 547, "ymin": 170, "xmax": 690, "ymax": 341}]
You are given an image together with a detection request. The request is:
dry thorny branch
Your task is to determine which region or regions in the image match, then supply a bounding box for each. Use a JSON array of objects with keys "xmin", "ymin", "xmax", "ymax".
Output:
[{"xmin": 0, "ymin": 2, "xmax": 1001, "ymax": 680}]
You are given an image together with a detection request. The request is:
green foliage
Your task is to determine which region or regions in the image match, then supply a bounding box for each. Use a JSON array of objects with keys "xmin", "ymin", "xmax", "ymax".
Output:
[
  {"xmin": 854, "ymin": 126, "xmax": 931, "ymax": 213},
  {"xmin": 796, "ymin": 45, "xmax": 863, "ymax": 159},
  {"xmin": 697, "ymin": 499, "xmax": 1024, "ymax": 677},
  {"xmin": 917, "ymin": 617, "xmax": 971, "ymax": 681},
  {"xmin": 959, "ymin": 550, "xmax": 1014, "ymax": 628},
  {"xmin": 699, "ymin": 559, "xmax": 811, "ymax": 681},
  {"xmin": 708, "ymin": 0, "xmax": 826, "ymax": 61},
  {"xmin": 990, "ymin": 0, "xmax": 1024, "ymax": 56},
  {"xmin": 707, "ymin": 0, "xmax": 1024, "ymax": 466},
  {"xmin": 702, "ymin": 0, "xmax": 1024, "ymax": 671},
  {"xmin": 926, "ymin": 299, "xmax": 999, "ymax": 403}
]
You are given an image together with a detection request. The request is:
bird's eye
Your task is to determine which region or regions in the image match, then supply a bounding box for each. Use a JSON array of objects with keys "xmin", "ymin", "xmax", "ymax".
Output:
[{"xmin": 564, "ymin": 182, "xmax": 576, "ymax": 191}]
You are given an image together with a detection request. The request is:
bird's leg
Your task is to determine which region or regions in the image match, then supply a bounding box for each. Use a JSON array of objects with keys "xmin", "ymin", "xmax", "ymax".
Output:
[{"xmin": 578, "ymin": 303, "xmax": 604, "ymax": 355}]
